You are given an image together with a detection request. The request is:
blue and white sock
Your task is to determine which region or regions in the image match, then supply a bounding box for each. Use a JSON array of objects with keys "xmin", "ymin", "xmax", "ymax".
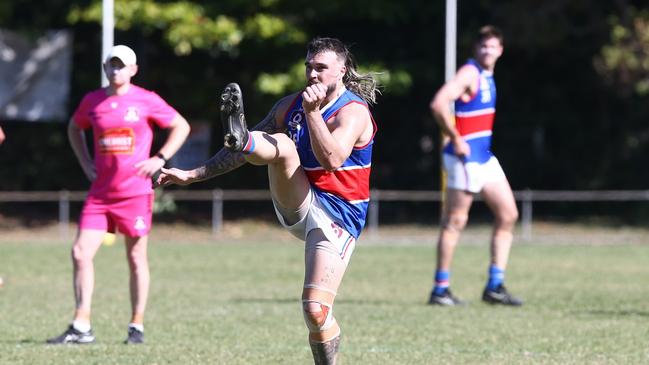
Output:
[
  {"xmin": 433, "ymin": 270, "xmax": 450, "ymax": 295},
  {"xmin": 241, "ymin": 133, "xmax": 255, "ymax": 155},
  {"xmin": 487, "ymin": 265, "xmax": 505, "ymax": 290}
]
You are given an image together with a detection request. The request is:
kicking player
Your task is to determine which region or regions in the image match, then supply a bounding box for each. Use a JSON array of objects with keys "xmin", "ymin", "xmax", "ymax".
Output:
[
  {"xmin": 428, "ymin": 26, "xmax": 523, "ymax": 306},
  {"xmin": 47, "ymin": 45, "xmax": 190, "ymax": 344},
  {"xmin": 158, "ymin": 37, "xmax": 379, "ymax": 364}
]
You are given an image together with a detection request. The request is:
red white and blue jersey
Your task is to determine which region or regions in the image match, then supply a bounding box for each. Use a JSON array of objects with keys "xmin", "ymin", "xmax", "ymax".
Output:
[
  {"xmin": 283, "ymin": 89, "xmax": 376, "ymax": 239},
  {"xmin": 443, "ymin": 59, "xmax": 496, "ymax": 164}
]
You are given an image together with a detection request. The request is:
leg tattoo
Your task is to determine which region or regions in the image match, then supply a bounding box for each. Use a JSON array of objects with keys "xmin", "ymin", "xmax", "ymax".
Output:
[{"xmin": 309, "ymin": 335, "xmax": 340, "ymax": 365}]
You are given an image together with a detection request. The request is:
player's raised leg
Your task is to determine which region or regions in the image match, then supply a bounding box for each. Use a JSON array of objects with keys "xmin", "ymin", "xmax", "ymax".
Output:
[
  {"xmin": 220, "ymin": 82, "xmax": 311, "ymax": 211},
  {"xmin": 221, "ymin": 83, "xmax": 293, "ymax": 162},
  {"xmin": 221, "ymin": 83, "xmax": 250, "ymax": 152}
]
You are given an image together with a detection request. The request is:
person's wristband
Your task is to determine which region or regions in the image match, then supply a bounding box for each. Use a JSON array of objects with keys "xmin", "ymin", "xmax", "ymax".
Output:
[{"xmin": 156, "ymin": 152, "xmax": 168, "ymax": 163}]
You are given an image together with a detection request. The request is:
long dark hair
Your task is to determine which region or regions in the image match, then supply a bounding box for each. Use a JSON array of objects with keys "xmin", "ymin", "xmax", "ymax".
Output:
[{"xmin": 306, "ymin": 37, "xmax": 380, "ymax": 105}]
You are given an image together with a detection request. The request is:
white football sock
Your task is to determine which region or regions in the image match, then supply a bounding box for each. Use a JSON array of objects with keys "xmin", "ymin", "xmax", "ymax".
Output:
[
  {"xmin": 128, "ymin": 323, "xmax": 144, "ymax": 332},
  {"xmin": 72, "ymin": 320, "xmax": 91, "ymax": 333}
]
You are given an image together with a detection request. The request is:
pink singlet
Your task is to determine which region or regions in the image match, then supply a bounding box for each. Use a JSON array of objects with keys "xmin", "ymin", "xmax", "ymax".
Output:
[{"xmin": 73, "ymin": 85, "xmax": 177, "ymax": 236}]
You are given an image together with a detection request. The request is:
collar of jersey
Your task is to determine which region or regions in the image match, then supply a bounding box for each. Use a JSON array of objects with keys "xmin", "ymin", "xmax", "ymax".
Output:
[{"xmin": 319, "ymin": 86, "xmax": 347, "ymax": 115}]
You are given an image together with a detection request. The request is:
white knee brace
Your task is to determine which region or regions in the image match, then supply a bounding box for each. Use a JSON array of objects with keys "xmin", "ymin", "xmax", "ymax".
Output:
[{"xmin": 302, "ymin": 300, "xmax": 336, "ymax": 332}]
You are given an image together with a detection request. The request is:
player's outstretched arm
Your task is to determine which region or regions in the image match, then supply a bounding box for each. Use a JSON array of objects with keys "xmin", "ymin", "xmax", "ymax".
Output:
[
  {"xmin": 156, "ymin": 99, "xmax": 285, "ymax": 187},
  {"xmin": 155, "ymin": 142, "xmax": 248, "ymax": 187}
]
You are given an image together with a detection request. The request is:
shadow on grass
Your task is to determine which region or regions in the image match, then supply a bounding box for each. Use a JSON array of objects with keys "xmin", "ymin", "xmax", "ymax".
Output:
[
  {"xmin": 337, "ymin": 298, "xmax": 425, "ymax": 306},
  {"xmin": 3, "ymin": 339, "xmax": 47, "ymax": 345},
  {"xmin": 230, "ymin": 297, "xmax": 298, "ymax": 304},
  {"xmin": 229, "ymin": 297, "xmax": 410, "ymax": 306},
  {"xmin": 573, "ymin": 309, "xmax": 649, "ymax": 318}
]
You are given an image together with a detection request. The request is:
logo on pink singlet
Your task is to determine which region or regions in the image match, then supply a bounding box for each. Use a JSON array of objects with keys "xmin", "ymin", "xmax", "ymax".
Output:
[
  {"xmin": 124, "ymin": 106, "xmax": 140, "ymax": 122},
  {"xmin": 134, "ymin": 216, "xmax": 147, "ymax": 231},
  {"xmin": 98, "ymin": 128, "xmax": 135, "ymax": 154}
]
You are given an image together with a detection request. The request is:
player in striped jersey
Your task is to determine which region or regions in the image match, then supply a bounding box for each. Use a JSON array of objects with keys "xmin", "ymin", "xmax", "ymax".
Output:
[
  {"xmin": 158, "ymin": 37, "xmax": 379, "ymax": 364},
  {"xmin": 428, "ymin": 26, "xmax": 523, "ymax": 307}
]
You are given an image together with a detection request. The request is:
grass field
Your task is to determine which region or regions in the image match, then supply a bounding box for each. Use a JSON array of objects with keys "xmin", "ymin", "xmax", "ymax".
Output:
[{"xmin": 1, "ymin": 222, "xmax": 649, "ymax": 364}]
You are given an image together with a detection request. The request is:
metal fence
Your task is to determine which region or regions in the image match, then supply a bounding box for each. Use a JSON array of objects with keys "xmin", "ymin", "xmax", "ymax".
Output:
[{"xmin": 2, "ymin": 189, "xmax": 649, "ymax": 240}]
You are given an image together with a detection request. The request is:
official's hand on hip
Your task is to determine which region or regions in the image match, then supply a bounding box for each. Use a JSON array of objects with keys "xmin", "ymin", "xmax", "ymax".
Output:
[{"xmin": 135, "ymin": 157, "xmax": 166, "ymax": 178}]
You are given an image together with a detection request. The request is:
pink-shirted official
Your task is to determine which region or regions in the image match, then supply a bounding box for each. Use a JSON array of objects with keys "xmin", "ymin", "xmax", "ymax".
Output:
[{"xmin": 47, "ymin": 45, "xmax": 190, "ymax": 345}]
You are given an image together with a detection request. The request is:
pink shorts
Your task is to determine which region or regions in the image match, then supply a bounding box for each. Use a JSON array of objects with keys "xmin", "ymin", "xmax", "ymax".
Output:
[{"xmin": 79, "ymin": 194, "xmax": 153, "ymax": 237}]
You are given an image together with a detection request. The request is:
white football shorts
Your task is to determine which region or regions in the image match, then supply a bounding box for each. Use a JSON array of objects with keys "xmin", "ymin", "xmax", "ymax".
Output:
[
  {"xmin": 272, "ymin": 190, "xmax": 356, "ymax": 265},
  {"xmin": 443, "ymin": 154, "xmax": 507, "ymax": 193}
]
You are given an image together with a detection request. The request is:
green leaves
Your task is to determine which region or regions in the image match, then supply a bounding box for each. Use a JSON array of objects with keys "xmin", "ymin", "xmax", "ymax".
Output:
[
  {"xmin": 64, "ymin": 0, "xmax": 413, "ymax": 97},
  {"xmin": 68, "ymin": 0, "xmax": 243, "ymax": 54},
  {"xmin": 243, "ymin": 13, "xmax": 306, "ymax": 43},
  {"xmin": 595, "ymin": 8, "xmax": 649, "ymax": 95},
  {"xmin": 66, "ymin": 0, "xmax": 308, "ymax": 55},
  {"xmin": 255, "ymin": 61, "xmax": 304, "ymax": 95},
  {"xmin": 362, "ymin": 65, "xmax": 412, "ymax": 95}
]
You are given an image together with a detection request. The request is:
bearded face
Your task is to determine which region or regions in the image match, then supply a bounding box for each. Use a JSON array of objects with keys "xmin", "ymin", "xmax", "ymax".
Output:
[{"xmin": 304, "ymin": 50, "xmax": 346, "ymax": 96}]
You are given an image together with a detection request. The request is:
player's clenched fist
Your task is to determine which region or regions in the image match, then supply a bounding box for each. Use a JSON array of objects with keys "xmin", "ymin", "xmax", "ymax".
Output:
[{"xmin": 302, "ymin": 83, "xmax": 327, "ymax": 113}]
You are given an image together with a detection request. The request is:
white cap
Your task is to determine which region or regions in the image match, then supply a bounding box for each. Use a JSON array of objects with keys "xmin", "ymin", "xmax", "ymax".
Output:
[{"xmin": 105, "ymin": 45, "xmax": 137, "ymax": 66}]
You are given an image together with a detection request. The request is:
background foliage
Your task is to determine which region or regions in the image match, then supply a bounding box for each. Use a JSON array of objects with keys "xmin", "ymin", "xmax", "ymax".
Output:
[{"xmin": 1, "ymin": 0, "xmax": 649, "ymax": 197}]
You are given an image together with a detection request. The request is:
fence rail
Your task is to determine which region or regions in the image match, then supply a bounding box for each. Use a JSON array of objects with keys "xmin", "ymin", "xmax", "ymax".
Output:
[{"xmin": 2, "ymin": 189, "xmax": 649, "ymax": 240}]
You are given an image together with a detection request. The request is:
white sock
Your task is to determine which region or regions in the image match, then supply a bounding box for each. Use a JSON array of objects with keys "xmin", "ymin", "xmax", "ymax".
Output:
[
  {"xmin": 128, "ymin": 323, "xmax": 144, "ymax": 332},
  {"xmin": 72, "ymin": 320, "xmax": 91, "ymax": 333}
]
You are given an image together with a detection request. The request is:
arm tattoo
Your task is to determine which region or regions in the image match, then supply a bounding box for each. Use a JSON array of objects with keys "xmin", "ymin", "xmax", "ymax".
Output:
[
  {"xmin": 252, "ymin": 101, "xmax": 284, "ymax": 134},
  {"xmin": 192, "ymin": 101, "xmax": 285, "ymax": 181},
  {"xmin": 193, "ymin": 149, "xmax": 246, "ymax": 181}
]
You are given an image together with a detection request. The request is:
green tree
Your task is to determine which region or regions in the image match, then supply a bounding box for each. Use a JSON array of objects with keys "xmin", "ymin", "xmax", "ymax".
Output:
[
  {"xmin": 65, "ymin": 0, "xmax": 412, "ymax": 96},
  {"xmin": 595, "ymin": 5, "xmax": 649, "ymax": 96}
]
